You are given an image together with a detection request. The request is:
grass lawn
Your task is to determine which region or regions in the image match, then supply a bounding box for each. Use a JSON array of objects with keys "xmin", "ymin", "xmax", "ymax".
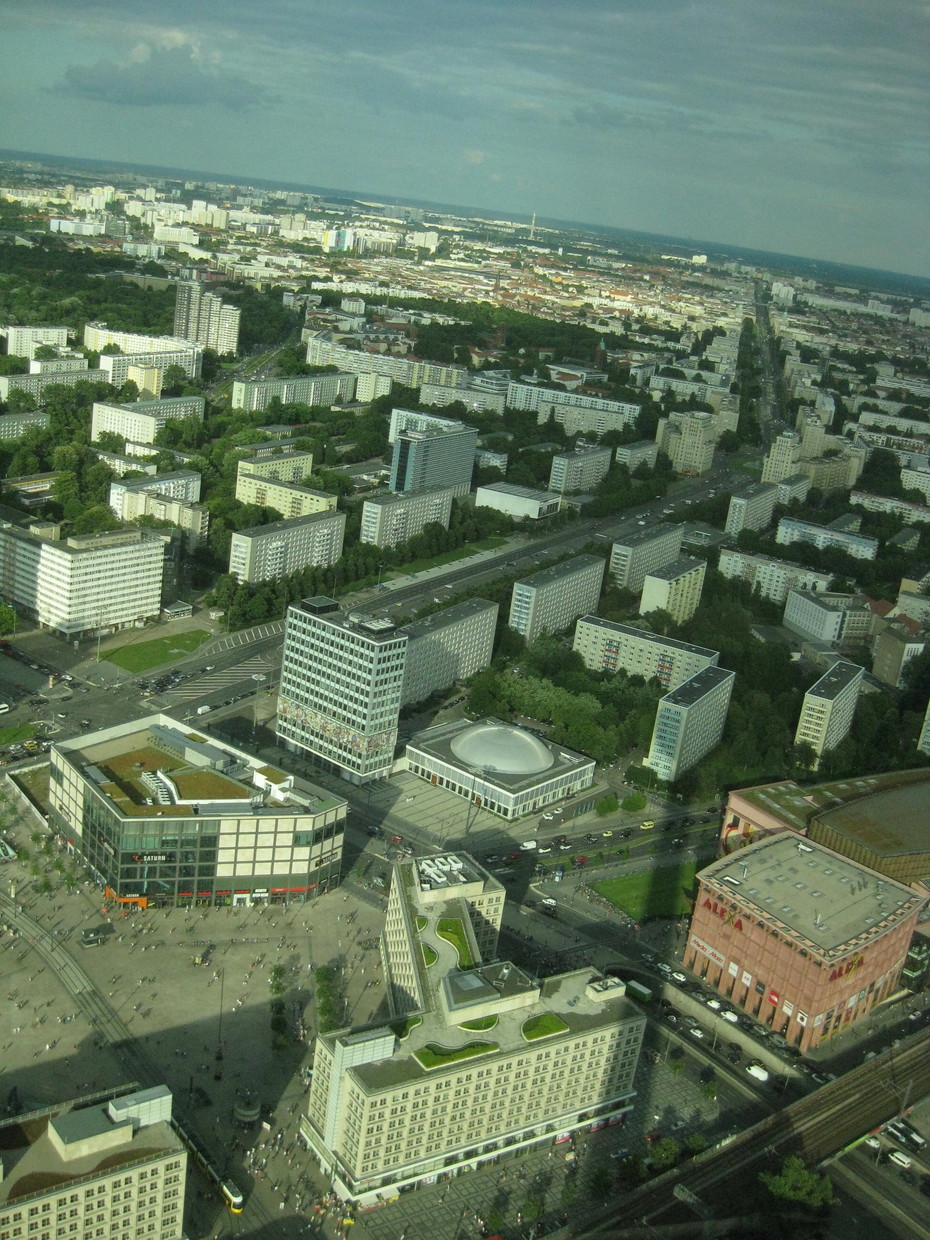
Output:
[
  {"xmin": 592, "ymin": 860, "xmax": 699, "ymax": 920},
  {"xmin": 401, "ymin": 537, "xmax": 507, "ymax": 576},
  {"xmin": 415, "ymin": 1041, "xmax": 497, "ymax": 1070},
  {"xmin": 459, "ymin": 1016, "xmax": 498, "ymax": 1032},
  {"xmin": 522, "ymin": 1013, "xmax": 569, "ymax": 1040},
  {"xmin": 106, "ymin": 629, "xmax": 213, "ymax": 673},
  {"xmin": 422, "ymin": 944, "xmax": 438, "ymax": 967},
  {"xmin": 0, "ymin": 724, "xmax": 36, "ymax": 746},
  {"xmin": 437, "ymin": 917, "xmax": 474, "ymax": 968}
]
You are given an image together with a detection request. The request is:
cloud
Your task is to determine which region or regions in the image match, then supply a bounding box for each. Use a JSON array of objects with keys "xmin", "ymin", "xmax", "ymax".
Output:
[{"xmin": 56, "ymin": 43, "xmax": 274, "ymax": 109}]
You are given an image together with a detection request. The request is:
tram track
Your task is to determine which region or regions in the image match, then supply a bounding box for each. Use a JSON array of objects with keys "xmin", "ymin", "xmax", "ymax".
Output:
[{"xmin": 577, "ymin": 1027, "xmax": 930, "ymax": 1235}]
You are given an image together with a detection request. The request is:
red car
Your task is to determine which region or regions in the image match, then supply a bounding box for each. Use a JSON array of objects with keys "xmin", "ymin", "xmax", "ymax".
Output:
[
  {"xmin": 572, "ymin": 856, "xmax": 589, "ymax": 867},
  {"xmin": 645, "ymin": 1129, "xmax": 661, "ymax": 1145},
  {"xmin": 390, "ymin": 835, "xmax": 403, "ymax": 844}
]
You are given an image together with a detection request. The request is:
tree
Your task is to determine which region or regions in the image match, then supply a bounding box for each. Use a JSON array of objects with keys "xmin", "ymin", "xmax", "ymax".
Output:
[
  {"xmin": 0, "ymin": 602, "xmax": 16, "ymax": 636},
  {"xmin": 160, "ymin": 365, "xmax": 188, "ymax": 396},
  {"xmin": 650, "ymin": 1138, "xmax": 680, "ymax": 1172},
  {"xmin": 759, "ymin": 1156, "xmax": 834, "ymax": 1214},
  {"xmin": 595, "ymin": 793, "xmax": 619, "ymax": 817}
]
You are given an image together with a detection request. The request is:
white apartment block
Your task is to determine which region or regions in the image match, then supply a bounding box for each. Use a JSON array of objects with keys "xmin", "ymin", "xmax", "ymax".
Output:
[
  {"xmin": 776, "ymin": 473, "xmax": 812, "ymax": 506},
  {"xmin": 762, "ymin": 431, "xmax": 802, "ymax": 483},
  {"xmin": 776, "ymin": 517, "xmax": 879, "ymax": 561},
  {"xmin": 29, "ymin": 356, "xmax": 93, "ymax": 375},
  {"xmin": 235, "ymin": 448, "xmax": 315, "ymax": 486},
  {"xmin": 401, "ymin": 599, "xmax": 498, "ymax": 705},
  {"xmin": 640, "ymin": 556, "xmax": 706, "ymax": 625},
  {"xmin": 506, "ymin": 381, "xmax": 642, "ymax": 435},
  {"xmin": 299, "ymin": 853, "xmax": 644, "ymax": 1202},
  {"xmin": 83, "ymin": 323, "xmax": 201, "ymax": 358},
  {"xmin": 614, "ymin": 440, "xmax": 659, "ymax": 471},
  {"xmin": 0, "ymin": 409, "xmax": 50, "ymax": 441},
  {"xmin": 231, "ymin": 372, "xmax": 357, "ymax": 411},
  {"xmin": 277, "ymin": 599, "xmax": 408, "ymax": 783},
  {"xmin": 2, "ymin": 324, "xmax": 69, "ymax": 358},
  {"xmin": 548, "ymin": 446, "xmax": 612, "ymax": 493},
  {"xmin": 646, "ymin": 665, "xmax": 735, "ymax": 783},
  {"xmin": 109, "ymin": 477, "xmax": 209, "ymax": 544},
  {"xmin": 306, "ymin": 336, "xmax": 469, "ymax": 390},
  {"xmin": 360, "ymin": 486, "xmax": 456, "ymax": 548},
  {"xmin": 725, "ymin": 482, "xmax": 779, "ymax": 536},
  {"xmin": 509, "ymin": 555, "xmax": 605, "ymax": 644},
  {"xmin": 0, "ymin": 1086, "xmax": 187, "ymax": 1240},
  {"xmin": 573, "ymin": 616, "xmax": 719, "ymax": 690},
  {"xmin": 850, "ymin": 490, "xmax": 930, "ymax": 526},
  {"xmin": 902, "ymin": 467, "xmax": 930, "ymax": 503},
  {"xmin": 0, "ymin": 522, "xmax": 165, "ymax": 638},
  {"xmin": 475, "ymin": 482, "xmax": 562, "ymax": 521},
  {"xmin": 0, "ymin": 367, "xmax": 108, "ymax": 402},
  {"xmin": 656, "ymin": 411, "xmax": 717, "ymax": 475},
  {"xmin": 794, "ymin": 661, "xmax": 863, "ymax": 767},
  {"xmin": 91, "ymin": 397, "xmax": 206, "ymax": 446},
  {"xmin": 609, "ymin": 524, "xmax": 684, "ymax": 593},
  {"xmin": 717, "ymin": 549, "xmax": 832, "ymax": 605},
  {"xmin": 109, "ymin": 471, "xmax": 201, "ymax": 516},
  {"xmin": 783, "ymin": 590, "xmax": 873, "ymax": 647},
  {"xmin": 98, "ymin": 345, "xmax": 202, "ymax": 387},
  {"xmin": 229, "ymin": 511, "xmax": 346, "ymax": 583},
  {"xmin": 234, "ymin": 470, "xmax": 338, "ymax": 518},
  {"xmin": 172, "ymin": 281, "xmax": 240, "ymax": 354}
]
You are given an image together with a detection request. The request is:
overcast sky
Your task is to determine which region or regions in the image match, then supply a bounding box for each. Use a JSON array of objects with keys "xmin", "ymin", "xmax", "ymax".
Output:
[{"xmin": 3, "ymin": 0, "xmax": 928, "ymax": 277}]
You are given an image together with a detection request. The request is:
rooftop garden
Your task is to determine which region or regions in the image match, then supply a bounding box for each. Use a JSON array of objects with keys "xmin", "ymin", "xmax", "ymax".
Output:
[
  {"xmin": 415, "ymin": 916, "xmax": 428, "ymax": 931},
  {"xmin": 414, "ymin": 1041, "xmax": 498, "ymax": 1070},
  {"xmin": 522, "ymin": 1013, "xmax": 569, "ymax": 1041},
  {"xmin": 422, "ymin": 944, "xmax": 438, "ymax": 967},
  {"xmin": 437, "ymin": 917, "xmax": 474, "ymax": 968},
  {"xmin": 459, "ymin": 1015, "xmax": 498, "ymax": 1032},
  {"xmin": 390, "ymin": 1016, "xmax": 422, "ymax": 1040}
]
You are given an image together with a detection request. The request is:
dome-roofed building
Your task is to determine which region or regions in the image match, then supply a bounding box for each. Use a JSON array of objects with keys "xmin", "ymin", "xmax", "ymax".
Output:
[{"xmin": 406, "ymin": 717, "xmax": 595, "ymax": 820}]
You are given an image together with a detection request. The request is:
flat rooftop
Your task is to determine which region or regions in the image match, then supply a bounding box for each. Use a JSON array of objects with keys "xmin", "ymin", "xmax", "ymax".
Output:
[
  {"xmin": 700, "ymin": 832, "xmax": 924, "ymax": 956},
  {"xmin": 401, "ymin": 598, "xmax": 497, "ymax": 640},
  {"xmin": 644, "ymin": 554, "xmax": 704, "ymax": 583},
  {"xmin": 612, "ymin": 523, "xmax": 682, "ymax": 550},
  {"xmin": 0, "ymin": 1090, "xmax": 182, "ymax": 1207},
  {"xmin": 727, "ymin": 768, "xmax": 930, "ymax": 835},
  {"xmin": 662, "ymin": 665, "xmax": 733, "ymax": 706},
  {"xmin": 576, "ymin": 615, "xmax": 718, "ymax": 660},
  {"xmin": 806, "ymin": 661, "xmax": 863, "ymax": 701},
  {"xmin": 516, "ymin": 554, "xmax": 604, "ymax": 590}
]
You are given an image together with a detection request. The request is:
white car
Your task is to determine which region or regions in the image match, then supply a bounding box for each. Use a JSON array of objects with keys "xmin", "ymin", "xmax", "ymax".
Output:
[
  {"xmin": 656, "ymin": 963, "xmax": 672, "ymax": 975},
  {"xmin": 671, "ymin": 971, "xmax": 687, "ymax": 983},
  {"xmin": 688, "ymin": 1027, "xmax": 705, "ymax": 1040},
  {"xmin": 864, "ymin": 1136, "xmax": 881, "ymax": 1150},
  {"xmin": 520, "ymin": 840, "xmax": 538, "ymax": 851},
  {"xmin": 721, "ymin": 1010, "xmax": 739, "ymax": 1024},
  {"xmin": 542, "ymin": 898, "xmax": 557, "ymax": 908},
  {"xmin": 706, "ymin": 998, "xmax": 722, "ymax": 1011}
]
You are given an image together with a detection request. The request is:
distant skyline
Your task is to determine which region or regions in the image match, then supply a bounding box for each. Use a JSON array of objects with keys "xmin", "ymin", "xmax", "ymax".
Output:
[{"xmin": 3, "ymin": 0, "xmax": 928, "ymax": 278}]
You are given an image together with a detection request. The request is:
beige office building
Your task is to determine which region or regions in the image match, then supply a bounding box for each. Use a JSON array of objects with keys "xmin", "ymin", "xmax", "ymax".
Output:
[
  {"xmin": 299, "ymin": 854, "xmax": 645, "ymax": 1202},
  {"xmin": 640, "ymin": 556, "xmax": 706, "ymax": 625},
  {"xmin": 0, "ymin": 1085, "xmax": 187, "ymax": 1240},
  {"xmin": 234, "ymin": 448, "xmax": 315, "ymax": 486}
]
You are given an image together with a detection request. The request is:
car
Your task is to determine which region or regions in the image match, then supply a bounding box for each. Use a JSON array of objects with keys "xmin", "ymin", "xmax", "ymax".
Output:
[
  {"xmin": 620, "ymin": 828, "xmax": 634, "ymax": 839},
  {"xmin": 639, "ymin": 820, "xmax": 655, "ymax": 831},
  {"xmin": 484, "ymin": 854, "xmax": 502, "ymax": 864},
  {"xmin": 541, "ymin": 897, "xmax": 557, "ymax": 908},
  {"xmin": 889, "ymin": 1150, "xmax": 912, "ymax": 1170},
  {"xmin": 671, "ymin": 837, "xmax": 685, "ymax": 848},
  {"xmin": 864, "ymin": 1136, "xmax": 881, "ymax": 1150},
  {"xmin": 584, "ymin": 833, "xmax": 599, "ymax": 844},
  {"xmin": 390, "ymin": 835, "xmax": 404, "ymax": 844},
  {"xmin": 366, "ymin": 825, "xmax": 382, "ymax": 838},
  {"xmin": 705, "ymin": 998, "xmax": 722, "ymax": 1011},
  {"xmin": 656, "ymin": 962, "xmax": 672, "ymax": 975},
  {"xmin": 537, "ymin": 846, "xmax": 552, "ymax": 854},
  {"xmin": 520, "ymin": 840, "xmax": 538, "ymax": 851},
  {"xmin": 644, "ymin": 1130, "xmax": 661, "ymax": 1145},
  {"xmin": 726, "ymin": 1046, "xmax": 742, "ymax": 1064},
  {"xmin": 542, "ymin": 812, "xmax": 554, "ymax": 820},
  {"xmin": 721, "ymin": 1010, "xmax": 739, "ymax": 1024},
  {"xmin": 601, "ymin": 829, "xmax": 613, "ymax": 838},
  {"xmin": 572, "ymin": 856, "xmax": 589, "ymax": 866},
  {"xmin": 559, "ymin": 841, "xmax": 572, "ymax": 850},
  {"xmin": 610, "ymin": 1147, "xmax": 631, "ymax": 1160},
  {"xmin": 555, "ymin": 834, "xmax": 568, "ymax": 844},
  {"xmin": 688, "ymin": 1027, "xmax": 705, "ymax": 1040},
  {"xmin": 671, "ymin": 971, "xmax": 687, "ymax": 983},
  {"xmin": 746, "ymin": 1062, "xmax": 769, "ymax": 1082}
]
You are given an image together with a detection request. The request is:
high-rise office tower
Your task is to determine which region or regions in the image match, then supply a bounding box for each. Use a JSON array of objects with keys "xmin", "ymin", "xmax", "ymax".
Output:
[
  {"xmin": 277, "ymin": 598, "xmax": 408, "ymax": 783},
  {"xmin": 389, "ymin": 425, "xmax": 478, "ymax": 497}
]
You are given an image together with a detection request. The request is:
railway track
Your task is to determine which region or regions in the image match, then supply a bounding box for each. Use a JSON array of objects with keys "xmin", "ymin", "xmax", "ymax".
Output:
[{"xmin": 577, "ymin": 1027, "xmax": 930, "ymax": 1235}]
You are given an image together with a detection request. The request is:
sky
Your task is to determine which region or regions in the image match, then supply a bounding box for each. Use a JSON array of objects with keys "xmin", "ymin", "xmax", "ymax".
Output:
[{"xmin": 2, "ymin": 0, "xmax": 928, "ymax": 277}]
